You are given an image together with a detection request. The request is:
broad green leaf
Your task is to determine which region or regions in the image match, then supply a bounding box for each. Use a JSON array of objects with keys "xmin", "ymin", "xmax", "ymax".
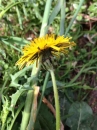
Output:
[
  {"xmin": 66, "ymin": 101, "xmax": 93, "ymax": 130},
  {"xmin": 91, "ymin": 115, "xmax": 97, "ymax": 130}
]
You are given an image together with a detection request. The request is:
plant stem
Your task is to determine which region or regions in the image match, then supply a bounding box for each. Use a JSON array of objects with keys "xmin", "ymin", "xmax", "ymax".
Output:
[{"xmin": 50, "ymin": 69, "xmax": 60, "ymax": 130}]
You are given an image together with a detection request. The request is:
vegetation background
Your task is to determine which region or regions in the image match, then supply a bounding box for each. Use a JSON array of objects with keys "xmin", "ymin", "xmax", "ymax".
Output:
[{"xmin": 0, "ymin": 0, "xmax": 97, "ymax": 130}]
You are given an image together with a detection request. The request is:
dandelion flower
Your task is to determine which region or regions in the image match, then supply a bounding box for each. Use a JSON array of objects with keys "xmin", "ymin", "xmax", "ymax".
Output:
[{"xmin": 16, "ymin": 34, "xmax": 76, "ymax": 69}]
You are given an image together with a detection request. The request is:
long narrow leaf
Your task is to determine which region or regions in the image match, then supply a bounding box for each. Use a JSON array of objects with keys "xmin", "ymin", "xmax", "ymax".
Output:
[
  {"xmin": 48, "ymin": 0, "xmax": 61, "ymax": 25},
  {"xmin": 9, "ymin": 103, "xmax": 24, "ymax": 130},
  {"xmin": 2, "ymin": 40, "xmax": 22, "ymax": 52},
  {"xmin": 22, "ymin": 3, "xmax": 28, "ymax": 18},
  {"xmin": 0, "ymin": 1, "xmax": 24, "ymax": 19},
  {"xmin": 65, "ymin": 0, "xmax": 84, "ymax": 36},
  {"xmin": 60, "ymin": 0, "xmax": 66, "ymax": 35},
  {"xmin": 0, "ymin": 36, "xmax": 29, "ymax": 45},
  {"xmin": 16, "ymin": 6, "xmax": 23, "ymax": 30}
]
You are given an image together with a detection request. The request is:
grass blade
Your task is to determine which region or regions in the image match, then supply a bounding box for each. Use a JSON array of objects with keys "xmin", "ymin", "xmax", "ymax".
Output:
[
  {"xmin": 65, "ymin": 0, "xmax": 84, "ymax": 36},
  {"xmin": 48, "ymin": 0, "xmax": 61, "ymax": 25},
  {"xmin": 60, "ymin": 0, "xmax": 66, "ymax": 35}
]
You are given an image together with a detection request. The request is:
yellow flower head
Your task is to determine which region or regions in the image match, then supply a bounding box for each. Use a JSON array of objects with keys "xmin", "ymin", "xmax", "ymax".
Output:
[{"xmin": 16, "ymin": 34, "xmax": 76, "ymax": 69}]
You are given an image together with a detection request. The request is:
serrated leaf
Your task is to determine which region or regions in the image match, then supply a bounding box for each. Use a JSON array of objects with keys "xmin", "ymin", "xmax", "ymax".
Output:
[
  {"xmin": 10, "ymin": 88, "xmax": 25, "ymax": 117},
  {"xmin": 10, "ymin": 65, "xmax": 33, "ymax": 88},
  {"xmin": 10, "ymin": 89, "xmax": 25, "ymax": 108}
]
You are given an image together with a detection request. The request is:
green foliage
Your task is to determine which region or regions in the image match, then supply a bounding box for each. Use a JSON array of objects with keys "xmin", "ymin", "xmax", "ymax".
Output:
[
  {"xmin": 35, "ymin": 103, "xmax": 55, "ymax": 130},
  {"xmin": 88, "ymin": 2, "xmax": 97, "ymax": 17},
  {"xmin": 0, "ymin": 0, "xmax": 46, "ymax": 36},
  {"xmin": 66, "ymin": 102, "xmax": 93, "ymax": 130},
  {"xmin": 1, "ymin": 0, "xmax": 97, "ymax": 130},
  {"xmin": 0, "ymin": 96, "xmax": 10, "ymax": 130}
]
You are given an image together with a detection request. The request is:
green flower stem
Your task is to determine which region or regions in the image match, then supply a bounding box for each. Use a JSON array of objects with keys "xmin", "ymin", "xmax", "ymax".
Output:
[
  {"xmin": 50, "ymin": 69, "xmax": 60, "ymax": 130},
  {"xmin": 20, "ymin": 0, "xmax": 53, "ymax": 130},
  {"xmin": 60, "ymin": 0, "xmax": 66, "ymax": 35},
  {"xmin": 65, "ymin": 0, "xmax": 84, "ymax": 36}
]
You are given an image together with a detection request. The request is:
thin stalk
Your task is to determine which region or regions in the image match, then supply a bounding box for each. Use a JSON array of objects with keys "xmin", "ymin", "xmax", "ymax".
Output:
[
  {"xmin": 65, "ymin": 0, "xmax": 84, "ymax": 36},
  {"xmin": 60, "ymin": 0, "xmax": 66, "ymax": 35},
  {"xmin": 50, "ymin": 69, "xmax": 60, "ymax": 130}
]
